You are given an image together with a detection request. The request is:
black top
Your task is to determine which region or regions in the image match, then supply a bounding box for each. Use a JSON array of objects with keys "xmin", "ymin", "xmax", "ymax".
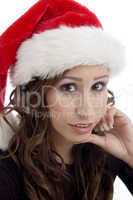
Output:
[{"xmin": 0, "ymin": 150, "xmax": 133, "ymax": 200}]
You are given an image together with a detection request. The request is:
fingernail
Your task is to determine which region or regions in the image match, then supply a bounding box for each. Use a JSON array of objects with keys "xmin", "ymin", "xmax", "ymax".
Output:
[
  {"xmin": 100, "ymin": 126, "xmax": 104, "ymax": 132},
  {"xmin": 94, "ymin": 127, "xmax": 98, "ymax": 132},
  {"xmin": 103, "ymin": 123, "xmax": 110, "ymax": 131},
  {"xmin": 109, "ymin": 123, "xmax": 113, "ymax": 129}
]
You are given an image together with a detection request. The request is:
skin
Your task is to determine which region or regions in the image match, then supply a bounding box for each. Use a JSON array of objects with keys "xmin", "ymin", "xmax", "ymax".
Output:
[
  {"xmin": 46, "ymin": 64, "xmax": 109, "ymax": 163},
  {"xmin": 46, "ymin": 65, "xmax": 133, "ymax": 167}
]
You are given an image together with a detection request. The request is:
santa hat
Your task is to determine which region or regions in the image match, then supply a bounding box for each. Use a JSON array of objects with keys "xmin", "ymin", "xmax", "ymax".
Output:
[
  {"xmin": 0, "ymin": 0, "xmax": 125, "ymax": 150},
  {"xmin": 0, "ymin": 0, "xmax": 125, "ymax": 112}
]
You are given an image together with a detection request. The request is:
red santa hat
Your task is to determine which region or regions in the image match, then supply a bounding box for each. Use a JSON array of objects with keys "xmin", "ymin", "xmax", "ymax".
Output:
[{"xmin": 0, "ymin": 0, "xmax": 125, "ymax": 112}]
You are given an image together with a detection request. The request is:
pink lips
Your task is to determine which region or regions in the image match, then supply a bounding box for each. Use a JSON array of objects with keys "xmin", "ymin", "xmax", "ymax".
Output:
[{"xmin": 69, "ymin": 123, "xmax": 93, "ymax": 134}]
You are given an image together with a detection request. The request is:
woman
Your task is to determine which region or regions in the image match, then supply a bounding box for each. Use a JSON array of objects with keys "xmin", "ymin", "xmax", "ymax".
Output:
[{"xmin": 0, "ymin": 0, "xmax": 133, "ymax": 200}]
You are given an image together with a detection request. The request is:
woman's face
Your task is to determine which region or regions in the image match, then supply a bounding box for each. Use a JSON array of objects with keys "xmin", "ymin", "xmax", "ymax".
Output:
[{"xmin": 46, "ymin": 65, "xmax": 110, "ymax": 145}]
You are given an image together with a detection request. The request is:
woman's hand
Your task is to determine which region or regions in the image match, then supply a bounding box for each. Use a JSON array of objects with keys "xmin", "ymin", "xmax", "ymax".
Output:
[{"xmin": 86, "ymin": 106, "xmax": 133, "ymax": 168}]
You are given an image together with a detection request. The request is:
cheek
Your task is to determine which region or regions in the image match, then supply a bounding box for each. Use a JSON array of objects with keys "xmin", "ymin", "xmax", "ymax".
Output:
[
  {"xmin": 47, "ymin": 90, "xmax": 72, "ymax": 124},
  {"xmin": 48, "ymin": 105, "xmax": 69, "ymax": 136},
  {"xmin": 47, "ymin": 90, "xmax": 74, "ymax": 112},
  {"xmin": 93, "ymin": 92, "xmax": 108, "ymax": 117}
]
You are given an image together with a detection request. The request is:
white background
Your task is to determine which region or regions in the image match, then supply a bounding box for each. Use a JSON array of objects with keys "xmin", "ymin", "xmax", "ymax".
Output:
[{"xmin": 0, "ymin": 1, "xmax": 133, "ymax": 199}]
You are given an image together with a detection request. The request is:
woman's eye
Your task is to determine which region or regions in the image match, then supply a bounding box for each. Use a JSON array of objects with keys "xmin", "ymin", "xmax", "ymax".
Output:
[
  {"xmin": 59, "ymin": 83, "xmax": 77, "ymax": 92},
  {"xmin": 92, "ymin": 82, "xmax": 107, "ymax": 91}
]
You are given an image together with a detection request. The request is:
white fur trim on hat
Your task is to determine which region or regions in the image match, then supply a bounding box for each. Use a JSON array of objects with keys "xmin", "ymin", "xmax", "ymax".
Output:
[
  {"xmin": 0, "ymin": 113, "xmax": 19, "ymax": 150},
  {"xmin": 11, "ymin": 26, "xmax": 125, "ymax": 86}
]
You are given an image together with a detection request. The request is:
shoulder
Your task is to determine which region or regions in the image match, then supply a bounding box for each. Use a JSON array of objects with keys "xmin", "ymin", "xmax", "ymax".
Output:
[{"xmin": 0, "ymin": 150, "xmax": 26, "ymax": 200}]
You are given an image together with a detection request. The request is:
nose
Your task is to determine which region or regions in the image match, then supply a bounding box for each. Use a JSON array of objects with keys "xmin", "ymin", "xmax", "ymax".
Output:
[{"xmin": 75, "ymin": 91, "xmax": 95, "ymax": 120}]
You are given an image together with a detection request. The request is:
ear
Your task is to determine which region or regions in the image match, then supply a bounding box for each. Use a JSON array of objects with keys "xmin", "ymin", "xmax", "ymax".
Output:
[{"xmin": 0, "ymin": 112, "xmax": 19, "ymax": 151}]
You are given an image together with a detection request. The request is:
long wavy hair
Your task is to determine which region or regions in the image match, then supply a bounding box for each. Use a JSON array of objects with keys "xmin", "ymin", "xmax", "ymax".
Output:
[{"xmin": 0, "ymin": 74, "xmax": 115, "ymax": 200}]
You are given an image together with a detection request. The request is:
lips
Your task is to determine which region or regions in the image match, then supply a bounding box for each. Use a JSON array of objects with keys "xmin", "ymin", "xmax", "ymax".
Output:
[
  {"xmin": 69, "ymin": 123, "xmax": 93, "ymax": 134},
  {"xmin": 72, "ymin": 124, "xmax": 91, "ymax": 128},
  {"xmin": 70, "ymin": 122, "xmax": 93, "ymax": 127}
]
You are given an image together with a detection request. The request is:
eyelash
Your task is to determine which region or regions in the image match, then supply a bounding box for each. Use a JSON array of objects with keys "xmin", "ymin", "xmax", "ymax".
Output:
[
  {"xmin": 92, "ymin": 82, "xmax": 107, "ymax": 91},
  {"xmin": 59, "ymin": 81, "xmax": 107, "ymax": 93}
]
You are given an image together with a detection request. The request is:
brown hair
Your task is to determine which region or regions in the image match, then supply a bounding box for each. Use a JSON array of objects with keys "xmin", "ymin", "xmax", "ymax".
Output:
[{"xmin": 0, "ymin": 75, "xmax": 114, "ymax": 200}]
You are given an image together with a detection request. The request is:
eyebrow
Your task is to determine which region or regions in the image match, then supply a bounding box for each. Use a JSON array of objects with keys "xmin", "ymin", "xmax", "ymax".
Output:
[{"xmin": 62, "ymin": 75, "xmax": 109, "ymax": 81}]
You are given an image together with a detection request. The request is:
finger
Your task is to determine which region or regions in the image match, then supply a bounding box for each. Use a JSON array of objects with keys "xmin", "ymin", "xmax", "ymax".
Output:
[
  {"xmin": 105, "ymin": 107, "xmax": 115, "ymax": 128},
  {"xmin": 101, "ymin": 117, "xmax": 111, "ymax": 131},
  {"xmin": 97, "ymin": 117, "xmax": 111, "ymax": 132},
  {"xmin": 86, "ymin": 134, "xmax": 106, "ymax": 149},
  {"xmin": 94, "ymin": 106, "xmax": 116, "ymax": 133}
]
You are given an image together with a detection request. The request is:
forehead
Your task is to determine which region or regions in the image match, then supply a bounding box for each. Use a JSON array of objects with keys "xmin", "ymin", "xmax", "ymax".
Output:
[{"xmin": 63, "ymin": 65, "xmax": 110, "ymax": 81}]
